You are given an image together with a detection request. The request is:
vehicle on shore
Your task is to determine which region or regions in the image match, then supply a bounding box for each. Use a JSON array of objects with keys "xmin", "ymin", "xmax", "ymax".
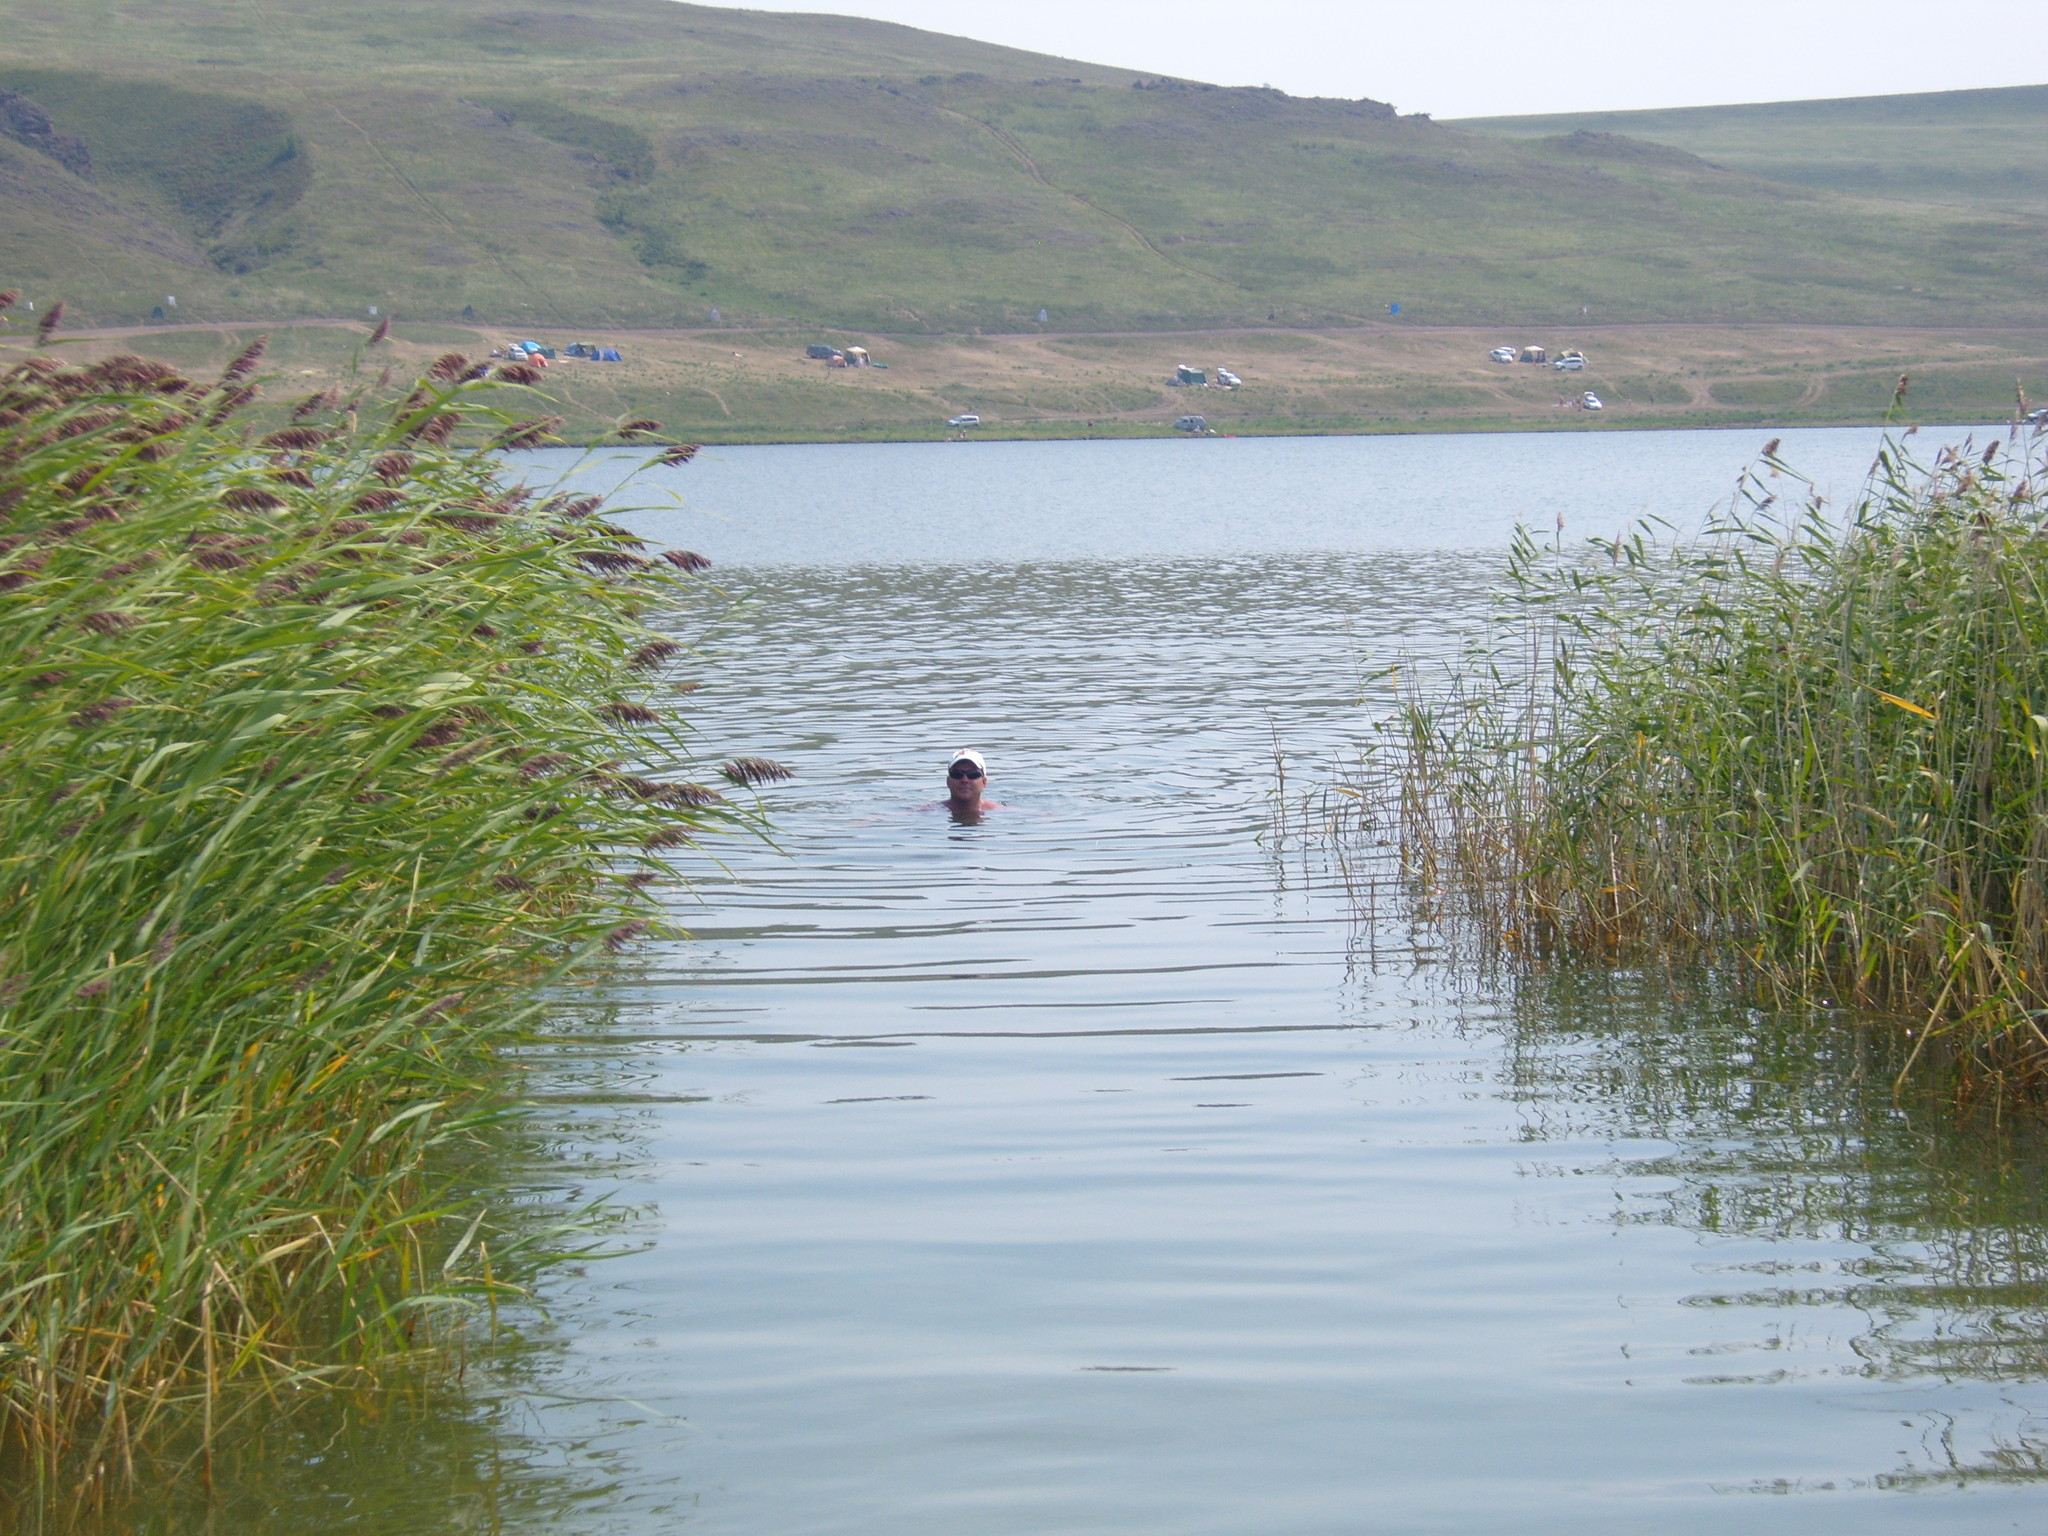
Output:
[
  {"xmin": 947, "ymin": 413, "xmax": 981, "ymax": 428},
  {"xmin": 1581, "ymin": 391, "xmax": 1604, "ymax": 410},
  {"xmin": 1554, "ymin": 352, "xmax": 1586, "ymax": 372},
  {"xmin": 1489, "ymin": 346, "xmax": 1518, "ymax": 364}
]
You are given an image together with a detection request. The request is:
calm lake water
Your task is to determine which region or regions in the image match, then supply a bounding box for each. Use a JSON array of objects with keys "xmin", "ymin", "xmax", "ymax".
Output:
[{"xmin": 139, "ymin": 425, "xmax": 2048, "ymax": 1533}]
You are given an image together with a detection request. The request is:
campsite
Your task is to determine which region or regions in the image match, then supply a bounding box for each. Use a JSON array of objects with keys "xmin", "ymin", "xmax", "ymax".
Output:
[{"xmin": 40, "ymin": 313, "xmax": 2048, "ymax": 442}]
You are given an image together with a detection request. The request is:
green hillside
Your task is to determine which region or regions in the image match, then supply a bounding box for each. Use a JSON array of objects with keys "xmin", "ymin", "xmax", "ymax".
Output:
[
  {"xmin": 5, "ymin": 0, "xmax": 2048, "ymax": 333},
  {"xmin": 1457, "ymin": 84, "xmax": 2048, "ymax": 218}
]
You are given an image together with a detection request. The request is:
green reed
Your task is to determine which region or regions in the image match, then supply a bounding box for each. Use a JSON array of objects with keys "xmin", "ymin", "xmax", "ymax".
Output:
[
  {"xmin": 0, "ymin": 312, "xmax": 755, "ymax": 1491},
  {"xmin": 1359, "ymin": 421, "xmax": 2048, "ymax": 1086}
]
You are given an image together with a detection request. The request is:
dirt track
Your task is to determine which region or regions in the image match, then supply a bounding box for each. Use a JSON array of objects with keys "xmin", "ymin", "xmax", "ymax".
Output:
[{"xmin": 13, "ymin": 317, "xmax": 2046, "ymax": 440}]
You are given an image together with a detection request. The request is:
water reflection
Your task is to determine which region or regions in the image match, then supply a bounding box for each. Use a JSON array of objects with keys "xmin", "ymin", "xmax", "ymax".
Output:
[
  {"xmin": 1, "ymin": 1341, "xmax": 623, "ymax": 1536},
  {"xmin": 20, "ymin": 1007, "xmax": 657, "ymax": 1536},
  {"xmin": 1489, "ymin": 967, "xmax": 2048, "ymax": 1485},
  {"xmin": 32, "ymin": 1372, "xmax": 598, "ymax": 1536}
]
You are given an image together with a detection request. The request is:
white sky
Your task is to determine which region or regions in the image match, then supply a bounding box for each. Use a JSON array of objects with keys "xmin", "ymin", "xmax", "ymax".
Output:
[{"xmin": 723, "ymin": 0, "xmax": 2046, "ymax": 118}]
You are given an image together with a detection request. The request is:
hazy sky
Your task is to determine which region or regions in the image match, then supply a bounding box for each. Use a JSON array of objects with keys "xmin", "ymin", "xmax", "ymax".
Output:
[{"xmin": 729, "ymin": 0, "xmax": 2044, "ymax": 118}]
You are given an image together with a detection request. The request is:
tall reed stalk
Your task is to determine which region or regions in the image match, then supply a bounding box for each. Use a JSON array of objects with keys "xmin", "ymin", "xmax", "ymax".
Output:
[
  {"xmin": 1366, "ymin": 421, "xmax": 2048, "ymax": 1086},
  {"xmin": 0, "ymin": 313, "xmax": 752, "ymax": 1495}
]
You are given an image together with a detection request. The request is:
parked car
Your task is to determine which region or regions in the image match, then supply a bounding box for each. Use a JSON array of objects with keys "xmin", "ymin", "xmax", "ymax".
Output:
[
  {"xmin": 1215, "ymin": 367, "xmax": 1243, "ymax": 388},
  {"xmin": 1489, "ymin": 346, "xmax": 1518, "ymax": 364},
  {"xmin": 1581, "ymin": 391, "xmax": 1604, "ymax": 411},
  {"xmin": 1173, "ymin": 414, "xmax": 1208, "ymax": 433},
  {"xmin": 805, "ymin": 343, "xmax": 841, "ymax": 360},
  {"xmin": 2027, "ymin": 407, "xmax": 2048, "ymax": 427},
  {"xmin": 947, "ymin": 414, "xmax": 981, "ymax": 428},
  {"xmin": 1553, "ymin": 354, "xmax": 1585, "ymax": 372}
]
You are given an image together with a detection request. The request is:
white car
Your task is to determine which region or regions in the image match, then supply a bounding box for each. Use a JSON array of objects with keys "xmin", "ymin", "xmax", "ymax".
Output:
[
  {"xmin": 1553, "ymin": 356, "xmax": 1584, "ymax": 372},
  {"xmin": 947, "ymin": 414, "xmax": 981, "ymax": 428},
  {"xmin": 1581, "ymin": 392, "xmax": 1604, "ymax": 411},
  {"xmin": 1489, "ymin": 346, "xmax": 1518, "ymax": 364}
]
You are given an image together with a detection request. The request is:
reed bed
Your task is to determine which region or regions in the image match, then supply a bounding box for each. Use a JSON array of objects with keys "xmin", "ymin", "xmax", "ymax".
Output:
[
  {"xmin": 1358, "ymin": 420, "xmax": 2048, "ymax": 1086},
  {"xmin": 0, "ymin": 308, "xmax": 752, "ymax": 1494}
]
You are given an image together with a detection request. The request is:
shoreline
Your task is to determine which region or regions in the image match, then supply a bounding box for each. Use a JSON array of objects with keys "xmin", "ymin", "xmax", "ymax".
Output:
[
  {"xmin": 17, "ymin": 318, "xmax": 2044, "ymax": 446},
  {"xmin": 520, "ymin": 410, "xmax": 2016, "ymax": 450}
]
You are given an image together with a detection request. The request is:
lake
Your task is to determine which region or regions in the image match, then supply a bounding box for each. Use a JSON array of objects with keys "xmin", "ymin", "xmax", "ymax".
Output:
[{"xmin": 128, "ymin": 424, "xmax": 2048, "ymax": 1534}]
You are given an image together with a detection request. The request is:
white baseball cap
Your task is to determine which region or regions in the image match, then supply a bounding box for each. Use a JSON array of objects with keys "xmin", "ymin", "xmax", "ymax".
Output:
[{"xmin": 947, "ymin": 748, "xmax": 986, "ymax": 773}]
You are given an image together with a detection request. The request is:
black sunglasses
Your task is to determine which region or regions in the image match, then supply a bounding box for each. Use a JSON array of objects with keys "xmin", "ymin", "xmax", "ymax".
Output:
[{"xmin": 948, "ymin": 763, "xmax": 984, "ymax": 779}]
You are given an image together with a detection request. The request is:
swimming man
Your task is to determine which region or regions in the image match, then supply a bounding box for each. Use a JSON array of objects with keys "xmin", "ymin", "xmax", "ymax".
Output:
[{"xmin": 940, "ymin": 747, "xmax": 1001, "ymax": 822}]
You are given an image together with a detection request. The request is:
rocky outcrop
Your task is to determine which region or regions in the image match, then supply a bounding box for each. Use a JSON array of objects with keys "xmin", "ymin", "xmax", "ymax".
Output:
[{"xmin": 0, "ymin": 88, "xmax": 92, "ymax": 179}]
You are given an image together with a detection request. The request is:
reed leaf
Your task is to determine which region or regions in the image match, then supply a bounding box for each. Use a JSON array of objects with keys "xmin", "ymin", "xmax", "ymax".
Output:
[
  {"xmin": 1359, "ymin": 427, "xmax": 2048, "ymax": 1087},
  {"xmin": 0, "ymin": 325, "xmax": 741, "ymax": 1498}
]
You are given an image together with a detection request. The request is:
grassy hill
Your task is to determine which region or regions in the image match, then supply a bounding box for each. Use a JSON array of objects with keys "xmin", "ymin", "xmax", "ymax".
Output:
[
  {"xmin": 1457, "ymin": 84, "xmax": 2048, "ymax": 218},
  {"xmin": 5, "ymin": 0, "xmax": 2048, "ymax": 333}
]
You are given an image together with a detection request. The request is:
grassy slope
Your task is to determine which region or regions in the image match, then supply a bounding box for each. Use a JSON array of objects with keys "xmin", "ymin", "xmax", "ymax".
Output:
[
  {"xmin": 1456, "ymin": 84, "xmax": 2048, "ymax": 217},
  {"xmin": 3, "ymin": 0, "xmax": 2048, "ymax": 333}
]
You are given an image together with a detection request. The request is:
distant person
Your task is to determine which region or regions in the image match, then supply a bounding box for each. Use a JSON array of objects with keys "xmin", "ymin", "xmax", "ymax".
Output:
[{"xmin": 936, "ymin": 747, "xmax": 1002, "ymax": 822}]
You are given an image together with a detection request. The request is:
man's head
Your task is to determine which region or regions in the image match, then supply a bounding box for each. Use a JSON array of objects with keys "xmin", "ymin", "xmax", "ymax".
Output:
[{"xmin": 945, "ymin": 748, "xmax": 987, "ymax": 807}]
